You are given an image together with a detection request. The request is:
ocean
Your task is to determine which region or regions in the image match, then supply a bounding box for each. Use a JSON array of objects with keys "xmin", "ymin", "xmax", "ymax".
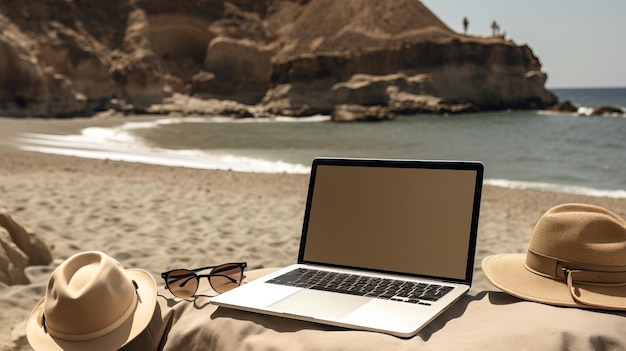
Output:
[{"xmin": 17, "ymin": 87, "xmax": 626, "ymax": 198}]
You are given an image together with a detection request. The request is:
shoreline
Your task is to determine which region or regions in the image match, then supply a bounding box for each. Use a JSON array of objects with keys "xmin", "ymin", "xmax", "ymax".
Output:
[
  {"xmin": 2, "ymin": 116, "xmax": 626, "ymax": 349},
  {"xmin": 3, "ymin": 115, "xmax": 626, "ymax": 199},
  {"xmin": 4, "ymin": 134, "xmax": 626, "ymax": 285}
]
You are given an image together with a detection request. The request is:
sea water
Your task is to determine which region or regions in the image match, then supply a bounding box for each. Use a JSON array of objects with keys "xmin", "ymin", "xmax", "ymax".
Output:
[{"xmin": 16, "ymin": 87, "xmax": 626, "ymax": 197}]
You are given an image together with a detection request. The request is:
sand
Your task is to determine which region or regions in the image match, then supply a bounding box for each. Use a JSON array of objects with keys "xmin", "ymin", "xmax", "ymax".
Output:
[{"xmin": 1, "ymin": 116, "xmax": 626, "ymax": 351}]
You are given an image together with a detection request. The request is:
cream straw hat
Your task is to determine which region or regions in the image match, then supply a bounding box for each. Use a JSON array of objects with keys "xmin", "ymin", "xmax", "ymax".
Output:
[
  {"xmin": 27, "ymin": 251, "xmax": 157, "ymax": 351},
  {"xmin": 482, "ymin": 203, "xmax": 626, "ymax": 310}
]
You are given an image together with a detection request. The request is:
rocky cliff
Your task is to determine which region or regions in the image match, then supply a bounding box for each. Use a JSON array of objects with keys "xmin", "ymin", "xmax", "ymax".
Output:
[{"xmin": 0, "ymin": 0, "xmax": 557, "ymax": 118}]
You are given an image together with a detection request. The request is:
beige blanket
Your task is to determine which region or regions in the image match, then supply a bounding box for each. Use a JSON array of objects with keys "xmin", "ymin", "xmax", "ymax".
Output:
[{"xmin": 138, "ymin": 269, "xmax": 626, "ymax": 350}]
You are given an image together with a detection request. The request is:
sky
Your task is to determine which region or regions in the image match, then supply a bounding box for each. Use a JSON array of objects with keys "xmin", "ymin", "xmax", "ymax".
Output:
[{"xmin": 420, "ymin": 0, "xmax": 626, "ymax": 88}]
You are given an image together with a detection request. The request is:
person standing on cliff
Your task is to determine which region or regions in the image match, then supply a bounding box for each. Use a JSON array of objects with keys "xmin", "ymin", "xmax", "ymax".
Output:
[
  {"xmin": 491, "ymin": 20, "xmax": 500, "ymax": 36},
  {"xmin": 463, "ymin": 17, "xmax": 469, "ymax": 34}
]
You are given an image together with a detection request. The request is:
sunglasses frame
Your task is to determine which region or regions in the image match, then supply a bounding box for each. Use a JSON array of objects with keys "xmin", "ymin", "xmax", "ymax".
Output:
[{"xmin": 161, "ymin": 262, "xmax": 247, "ymax": 298}]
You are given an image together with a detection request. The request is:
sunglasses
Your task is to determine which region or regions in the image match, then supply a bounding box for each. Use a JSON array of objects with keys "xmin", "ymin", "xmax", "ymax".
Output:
[{"xmin": 161, "ymin": 262, "xmax": 247, "ymax": 299}]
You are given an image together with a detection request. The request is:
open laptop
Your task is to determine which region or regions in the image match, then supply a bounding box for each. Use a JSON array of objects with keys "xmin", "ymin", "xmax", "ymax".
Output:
[{"xmin": 211, "ymin": 157, "xmax": 483, "ymax": 337}]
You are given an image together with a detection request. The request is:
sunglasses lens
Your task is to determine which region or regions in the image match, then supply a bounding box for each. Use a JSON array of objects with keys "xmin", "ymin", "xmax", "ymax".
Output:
[
  {"xmin": 210, "ymin": 264, "xmax": 244, "ymax": 294},
  {"xmin": 165, "ymin": 269, "xmax": 198, "ymax": 299}
]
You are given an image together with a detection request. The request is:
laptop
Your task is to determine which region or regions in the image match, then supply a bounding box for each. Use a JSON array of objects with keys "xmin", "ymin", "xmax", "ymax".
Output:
[{"xmin": 211, "ymin": 157, "xmax": 483, "ymax": 337}]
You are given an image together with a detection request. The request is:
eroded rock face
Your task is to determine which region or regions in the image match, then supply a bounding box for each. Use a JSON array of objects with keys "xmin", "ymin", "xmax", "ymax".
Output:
[
  {"xmin": 0, "ymin": 0, "xmax": 557, "ymax": 117},
  {"xmin": 201, "ymin": 37, "xmax": 276, "ymax": 103},
  {"xmin": 266, "ymin": 40, "xmax": 556, "ymax": 115}
]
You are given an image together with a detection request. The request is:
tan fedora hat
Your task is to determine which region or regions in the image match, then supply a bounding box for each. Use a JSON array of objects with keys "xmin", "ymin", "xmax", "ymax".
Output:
[
  {"xmin": 482, "ymin": 203, "xmax": 626, "ymax": 310},
  {"xmin": 27, "ymin": 251, "xmax": 157, "ymax": 351}
]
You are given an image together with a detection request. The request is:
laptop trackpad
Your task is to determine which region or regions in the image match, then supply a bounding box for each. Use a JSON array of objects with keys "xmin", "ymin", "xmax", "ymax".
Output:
[{"xmin": 269, "ymin": 289, "xmax": 369, "ymax": 320}]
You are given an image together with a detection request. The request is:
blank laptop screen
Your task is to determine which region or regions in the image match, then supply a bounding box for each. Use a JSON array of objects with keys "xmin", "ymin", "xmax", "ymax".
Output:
[{"xmin": 300, "ymin": 162, "xmax": 481, "ymax": 282}]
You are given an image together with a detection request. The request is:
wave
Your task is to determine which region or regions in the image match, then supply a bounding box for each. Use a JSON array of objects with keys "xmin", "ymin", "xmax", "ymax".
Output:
[
  {"xmin": 576, "ymin": 106, "xmax": 625, "ymax": 117},
  {"xmin": 539, "ymin": 106, "xmax": 625, "ymax": 118},
  {"xmin": 16, "ymin": 132, "xmax": 310, "ymax": 174},
  {"xmin": 485, "ymin": 179, "xmax": 626, "ymax": 199}
]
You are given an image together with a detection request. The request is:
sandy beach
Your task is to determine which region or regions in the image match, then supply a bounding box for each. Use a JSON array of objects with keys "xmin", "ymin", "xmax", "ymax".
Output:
[{"xmin": 1, "ymin": 116, "xmax": 626, "ymax": 350}]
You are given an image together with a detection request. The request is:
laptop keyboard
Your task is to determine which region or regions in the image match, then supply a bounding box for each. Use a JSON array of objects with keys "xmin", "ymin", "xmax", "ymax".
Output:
[{"xmin": 267, "ymin": 268, "xmax": 454, "ymax": 305}]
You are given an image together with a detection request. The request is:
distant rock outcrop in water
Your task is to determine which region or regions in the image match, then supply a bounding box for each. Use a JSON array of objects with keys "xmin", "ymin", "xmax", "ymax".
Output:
[
  {"xmin": 549, "ymin": 100, "xmax": 625, "ymax": 116},
  {"xmin": 0, "ymin": 0, "xmax": 557, "ymax": 118}
]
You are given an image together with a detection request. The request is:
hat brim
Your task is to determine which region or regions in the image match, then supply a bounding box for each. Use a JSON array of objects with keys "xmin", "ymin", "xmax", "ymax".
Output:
[
  {"xmin": 27, "ymin": 268, "xmax": 157, "ymax": 351},
  {"xmin": 482, "ymin": 254, "xmax": 626, "ymax": 311}
]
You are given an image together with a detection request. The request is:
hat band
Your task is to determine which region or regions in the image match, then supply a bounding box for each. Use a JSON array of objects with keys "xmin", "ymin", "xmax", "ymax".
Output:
[
  {"xmin": 525, "ymin": 249, "xmax": 626, "ymax": 284},
  {"xmin": 44, "ymin": 288, "xmax": 138, "ymax": 342}
]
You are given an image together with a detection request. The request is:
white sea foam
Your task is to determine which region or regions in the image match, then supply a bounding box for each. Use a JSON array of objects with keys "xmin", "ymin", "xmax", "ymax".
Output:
[
  {"xmin": 14, "ymin": 116, "xmax": 331, "ymax": 174},
  {"xmin": 577, "ymin": 106, "xmax": 594, "ymax": 116},
  {"xmin": 16, "ymin": 131, "xmax": 310, "ymax": 174},
  {"xmin": 485, "ymin": 179, "xmax": 626, "ymax": 199},
  {"xmin": 538, "ymin": 107, "xmax": 625, "ymax": 118},
  {"xmin": 81, "ymin": 127, "xmax": 142, "ymax": 145},
  {"xmin": 67, "ymin": 116, "xmax": 327, "ymax": 172}
]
